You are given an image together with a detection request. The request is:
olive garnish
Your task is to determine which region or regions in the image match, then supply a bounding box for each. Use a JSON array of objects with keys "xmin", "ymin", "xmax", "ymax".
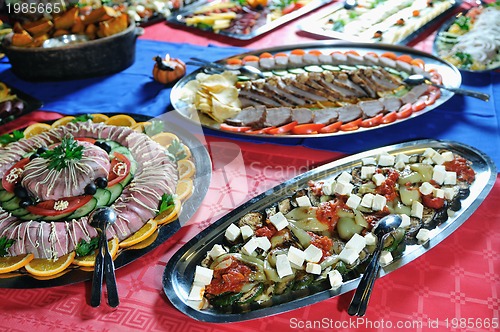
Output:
[
  {"xmin": 84, "ymin": 182, "xmax": 98, "ymax": 195},
  {"xmin": 29, "ymin": 153, "xmax": 40, "ymax": 160},
  {"xmin": 36, "ymin": 146, "xmax": 48, "ymax": 154},
  {"xmin": 94, "ymin": 141, "xmax": 111, "ymax": 154},
  {"xmin": 19, "ymin": 197, "xmax": 33, "ymax": 208},
  {"xmin": 14, "ymin": 185, "xmax": 29, "ymax": 199},
  {"xmin": 95, "ymin": 177, "xmax": 108, "ymax": 189}
]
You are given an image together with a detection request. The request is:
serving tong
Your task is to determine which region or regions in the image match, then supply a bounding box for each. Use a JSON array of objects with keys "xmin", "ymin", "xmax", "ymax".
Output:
[
  {"xmin": 90, "ymin": 207, "xmax": 119, "ymax": 308},
  {"xmin": 186, "ymin": 57, "xmax": 265, "ymax": 79}
]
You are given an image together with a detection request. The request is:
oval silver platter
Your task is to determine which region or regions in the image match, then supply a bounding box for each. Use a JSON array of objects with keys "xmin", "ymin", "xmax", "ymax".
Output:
[
  {"xmin": 170, "ymin": 41, "xmax": 461, "ymax": 139},
  {"xmin": 163, "ymin": 139, "xmax": 496, "ymax": 322},
  {"xmin": 0, "ymin": 114, "xmax": 212, "ymax": 288}
]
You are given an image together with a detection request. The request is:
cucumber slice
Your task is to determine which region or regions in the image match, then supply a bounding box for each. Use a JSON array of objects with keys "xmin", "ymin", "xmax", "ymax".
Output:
[
  {"xmin": 384, "ymin": 67, "xmax": 402, "ymax": 76},
  {"xmin": 339, "ymin": 65, "xmax": 357, "ymax": 71},
  {"xmin": 67, "ymin": 197, "xmax": 98, "ymax": 219},
  {"xmin": 321, "ymin": 64, "xmax": 340, "ymax": 71},
  {"xmin": 43, "ymin": 212, "xmax": 73, "ymax": 221},
  {"xmin": 107, "ymin": 183, "xmax": 124, "ymax": 205},
  {"xmin": 355, "ymin": 65, "xmax": 369, "ymax": 70},
  {"xmin": 0, "ymin": 190, "xmax": 15, "ymax": 203},
  {"xmin": 10, "ymin": 207, "xmax": 30, "ymax": 217},
  {"xmin": 304, "ymin": 65, "xmax": 324, "ymax": 73},
  {"xmin": 2, "ymin": 196, "xmax": 21, "ymax": 211},
  {"xmin": 288, "ymin": 68, "xmax": 307, "ymax": 75},
  {"xmin": 262, "ymin": 71, "xmax": 274, "ymax": 78},
  {"xmin": 272, "ymin": 70, "xmax": 289, "ymax": 76},
  {"xmin": 95, "ymin": 188, "xmax": 111, "ymax": 207},
  {"xmin": 19, "ymin": 213, "xmax": 44, "ymax": 221},
  {"xmin": 237, "ymin": 75, "xmax": 251, "ymax": 81}
]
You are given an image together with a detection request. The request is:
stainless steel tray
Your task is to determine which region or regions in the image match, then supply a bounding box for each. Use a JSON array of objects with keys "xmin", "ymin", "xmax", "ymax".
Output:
[
  {"xmin": 170, "ymin": 41, "xmax": 461, "ymax": 139},
  {"xmin": 163, "ymin": 139, "xmax": 496, "ymax": 322}
]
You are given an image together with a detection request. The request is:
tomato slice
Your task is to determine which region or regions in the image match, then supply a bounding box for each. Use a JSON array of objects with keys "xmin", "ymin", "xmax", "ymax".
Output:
[
  {"xmin": 397, "ymin": 103, "xmax": 413, "ymax": 119},
  {"xmin": 27, "ymin": 195, "xmax": 93, "ymax": 216},
  {"xmin": 382, "ymin": 111, "xmax": 397, "ymax": 124},
  {"xmin": 412, "ymin": 97, "xmax": 427, "ymax": 112},
  {"xmin": 340, "ymin": 118, "xmax": 363, "ymax": 131},
  {"xmin": 360, "ymin": 114, "xmax": 384, "ymax": 128},
  {"xmin": 1, "ymin": 158, "xmax": 30, "ymax": 192},
  {"xmin": 319, "ymin": 121, "xmax": 343, "ymax": 133},
  {"xmin": 282, "ymin": 3, "xmax": 304, "ymax": 15},
  {"xmin": 220, "ymin": 124, "xmax": 251, "ymax": 133},
  {"xmin": 108, "ymin": 152, "xmax": 131, "ymax": 187},
  {"xmin": 268, "ymin": 121, "xmax": 298, "ymax": 135},
  {"xmin": 74, "ymin": 137, "xmax": 97, "ymax": 144},
  {"xmin": 291, "ymin": 123, "xmax": 325, "ymax": 135},
  {"xmin": 246, "ymin": 126, "xmax": 275, "ymax": 135},
  {"xmin": 426, "ymin": 88, "xmax": 441, "ymax": 105}
]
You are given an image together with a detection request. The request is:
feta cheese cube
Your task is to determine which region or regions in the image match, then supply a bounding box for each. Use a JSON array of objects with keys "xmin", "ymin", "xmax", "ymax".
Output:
[
  {"xmin": 242, "ymin": 237, "xmax": 259, "ymax": 256},
  {"xmin": 194, "ymin": 266, "xmax": 213, "ymax": 285},
  {"xmin": 394, "ymin": 160, "xmax": 406, "ymax": 170},
  {"xmin": 362, "ymin": 157, "xmax": 377, "ymax": 165},
  {"xmin": 209, "ymin": 244, "xmax": 227, "ymax": 259},
  {"xmin": 338, "ymin": 248, "xmax": 359, "ymax": 265},
  {"xmin": 361, "ymin": 166, "xmax": 376, "ymax": 179},
  {"xmin": 364, "ymin": 232, "xmax": 377, "ymax": 246},
  {"xmin": 360, "ymin": 193, "xmax": 375, "ymax": 208},
  {"xmin": 225, "ymin": 223, "xmax": 241, "ymax": 242},
  {"xmin": 443, "ymin": 187, "xmax": 456, "ymax": 200},
  {"xmin": 444, "ymin": 171, "xmax": 457, "ymax": 185},
  {"xmin": 400, "ymin": 214, "xmax": 411, "ymax": 228},
  {"xmin": 306, "ymin": 262, "xmax": 322, "ymax": 275},
  {"xmin": 423, "ymin": 148, "xmax": 438, "ymax": 158},
  {"xmin": 328, "ymin": 270, "xmax": 343, "ymax": 289},
  {"xmin": 345, "ymin": 233, "xmax": 366, "ymax": 254},
  {"xmin": 411, "ymin": 200, "xmax": 424, "ymax": 219},
  {"xmin": 422, "ymin": 158, "xmax": 434, "ymax": 165},
  {"xmin": 240, "ymin": 225, "xmax": 254, "ymax": 241},
  {"xmin": 441, "ymin": 151, "xmax": 454, "ymax": 162},
  {"xmin": 416, "ymin": 228, "xmax": 431, "ymax": 242},
  {"xmin": 256, "ymin": 236, "xmax": 271, "ymax": 251},
  {"xmin": 296, "ymin": 195, "xmax": 312, "ymax": 207},
  {"xmin": 419, "ymin": 182, "xmax": 434, "ymax": 195},
  {"xmin": 188, "ymin": 283, "xmax": 205, "ymax": 301},
  {"xmin": 395, "ymin": 153, "xmax": 410, "ymax": 164},
  {"xmin": 433, "ymin": 188, "xmax": 445, "ymax": 199},
  {"xmin": 276, "ymin": 254, "xmax": 293, "ymax": 278},
  {"xmin": 304, "ymin": 244, "xmax": 323, "ymax": 263},
  {"xmin": 269, "ymin": 212, "xmax": 289, "ymax": 231},
  {"xmin": 378, "ymin": 154, "xmax": 395, "ymax": 166},
  {"xmin": 335, "ymin": 181, "xmax": 354, "ymax": 196},
  {"xmin": 372, "ymin": 173, "xmax": 386, "ymax": 186},
  {"xmin": 372, "ymin": 194, "xmax": 387, "ymax": 211},
  {"xmin": 322, "ymin": 180, "xmax": 335, "ymax": 195},
  {"xmin": 379, "ymin": 251, "xmax": 393, "ymax": 265},
  {"xmin": 337, "ymin": 171, "xmax": 352, "ymax": 184},
  {"xmin": 287, "ymin": 246, "xmax": 306, "ymax": 267},
  {"xmin": 346, "ymin": 194, "xmax": 362, "ymax": 210},
  {"xmin": 432, "ymin": 165, "xmax": 447, "ymax": 185},
  {"xmin": 432, "ymin": 153, "xmax": 445, "ymax": 165}
]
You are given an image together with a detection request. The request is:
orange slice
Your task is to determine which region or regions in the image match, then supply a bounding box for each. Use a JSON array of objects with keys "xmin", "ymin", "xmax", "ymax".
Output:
[
  {"xmin": 104, "ymin": 114, "xmax": 136, "ymax": 127},
  {"xmin": 51, "ymin": 116, "xmax": 75, "ymax": 128},
  {"xmin": 24, "ymin": 251, "xmax": 76, "ymax": 277},
  {"xmin": 151, "ymin": 132, "xmax": 179, "ymax": 147},
  {"xmin": 119, "ymin": 220, "xmax": 158, "ymax": 248},
  {"xmin": 126, "ymin": 231, "xmax": 159, "ymax": 250},
  {"xmin": 72, "ymin": 237, "xmax": 120, "ymax": 267},
  {"xmin": 153, "ymin": 197, "xmax": 182, "ymax": 225},
  {"xmin": 178, "ymin": 159, "xmax": 195, "ymax": 180},
  {"xmin": 176, "ymin": 179, "xmax": 193, "ymax": 201},
  {"xmin": 23, "ymin": 123, "xmax": 52, "ymax": 138},
  {"xmin": 0, "ymin": 254, "xmax": 34, "ymax": 274},
  {"xmin": 90, "ymin": 113, "xmax": 109, "ymax": 123},
  {"xmin": 131, "ymin": 121, "xmax": 152, "ymax": 133}
]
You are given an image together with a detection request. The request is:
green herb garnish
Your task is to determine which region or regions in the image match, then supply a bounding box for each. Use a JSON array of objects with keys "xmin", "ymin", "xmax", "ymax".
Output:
[
  {"xmin": 41, "ymin": 135, "xmax": 84, "ymax": 170},
  {"xmin": 144, "ymin": 120, "xmax": 165, "ymax": 137},
  {"xmin": 454, "ymin": 16, "xmax": 470, "ymax": 31},
  {"xmin": 348, "ymin": 11, "xmax": 358, "ymax": 19},
  {"xmin": 75, "ymin": 237, "xmax": 100, "ymax": 257},
  {"xmin": 158, "ymin": 193, "xmax": 175, "ymax": 214},
  {"xmin": 455, "ymin": 52, "xmax": 473, "ymax": 68},
  {"xmin": 71, "ymin": 114, "xmax": 94, "ymax": 123},
  {"xmin": 0, "ymin": 130, "xmax": 24, "ymax": 145},
  {"xmin": 167, "ymin": 139, "xmax": 187, "ymax": 162},
  {"xmin": 0, "ymin": 236, "xmax": 15, "ymax": 256},
  {"xmin": 332, "ymin": 20, "xmax": 345, "ymax": 32}
]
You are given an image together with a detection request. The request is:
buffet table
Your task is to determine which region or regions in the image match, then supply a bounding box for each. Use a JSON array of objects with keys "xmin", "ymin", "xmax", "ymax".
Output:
[{"xmin": 0, "ymin": 1, "xmax": 499, "ymax": 331}]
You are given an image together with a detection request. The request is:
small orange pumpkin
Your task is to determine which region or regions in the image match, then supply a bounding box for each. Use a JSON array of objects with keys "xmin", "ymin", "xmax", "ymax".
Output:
[{"xmin": 152, "ymin": 54, "xmax": 186, "ymax": 85}]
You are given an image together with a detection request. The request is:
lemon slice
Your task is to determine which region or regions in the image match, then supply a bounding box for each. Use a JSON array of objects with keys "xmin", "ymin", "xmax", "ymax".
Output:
[
  {"xmin": 104, "ymin": 114, "xmax": 136, "ymax": 127},
  {"xmin": 176, "ymin": 179, "xmax": 194, "ymax": 201},
  {"xmin": 72, "ymin": 237, "xmax": 119, "ymax": 267},
  {"xmin": 25, "ymin": 252, "xmax": 76, "ymax": 277},
  {"xmin": 90, "ymin": 113, "xmax": 109, "ymax": 123},
  {"xmin": 181, "ymin": 144, "xmax": 192, "ymax": 160},
  {"xmin": 51, "ymin": 116, "xmax": 75, "ymax": 128},
  {"xmin": 178, "ymin": 159, "xmax": 196, "ymax": 180},
  {"xmin": 151, "ymin": 132, "xmax": 179, "ymax": 147},
  {"xmin": 119, "ymin": 220, "xmax": 158, "ymax": 248},
  {"xmin": 23, "ymin": 123, "xmax": 52, "ymax": 138},
  {"xmin": 131, "ymin": 121, "xmax": 152, "ymax": 133},
  {"xmin": 154, "ymin": 197, "xmax": 182, "ymax": 225},
  {"xmin": 0, "ymin": 254, "xmax": 34, "ymax": 274}
]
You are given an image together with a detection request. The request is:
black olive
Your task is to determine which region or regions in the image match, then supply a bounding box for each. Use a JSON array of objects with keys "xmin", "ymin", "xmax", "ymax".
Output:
[
  {"xmin": 84, "ymin": 182, "xmax": 97, "ymax": 195},
  {"xmin": 95, "ymin": 177, "xmax": 108, "ymax": 188},
  {"xmin": 37, "ymin": 147, "xmax": 48, "ymax": 154},
  {"xmin": 94, "ymin": 141, "xmax": 111, "ymax": 154},
  {"xmin": 29, "ymin": 153, "xmax": 40, "ymax": 160},
  {"xmin": 19, "ymin": 198, "xmax": 33, "ymax": 208},
  {"xmin": 14, "ymin": 185, "xmax": 29, "ymax": 199}
]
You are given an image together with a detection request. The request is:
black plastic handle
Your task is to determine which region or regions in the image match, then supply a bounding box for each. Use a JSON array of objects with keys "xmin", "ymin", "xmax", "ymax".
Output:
[
  {"xmin": 103, "ymin": 239, "xmax": 119, "ymax": 308},
  {"xmin": 90, "ymin": 232, "xmax": 105, "ymax": 307}
]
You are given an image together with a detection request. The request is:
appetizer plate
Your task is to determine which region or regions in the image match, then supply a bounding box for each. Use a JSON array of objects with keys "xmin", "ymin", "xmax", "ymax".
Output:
[
  {"xmin": 0, "ymin": 114, "xmax": 211, "ymax": 288},
  {"xmin": 163, "ymin": 139, "xmax": 496, "ymax": 322},
  {"xmin": 171, "ymin": 41, "xmax": 461, "ymax": 138},
  {"xmin": 166, "ymin": 0, "xmax": 331, "ymax": 40},
  {"xmin": 298, "ymin": 0, "xmax": 460, "ymax": 45}
]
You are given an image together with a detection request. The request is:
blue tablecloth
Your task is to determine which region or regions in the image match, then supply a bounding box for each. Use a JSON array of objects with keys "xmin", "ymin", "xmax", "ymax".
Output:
[{"xmin": 0, "ymin": 39, "xmax": 499, "ymax": 167}]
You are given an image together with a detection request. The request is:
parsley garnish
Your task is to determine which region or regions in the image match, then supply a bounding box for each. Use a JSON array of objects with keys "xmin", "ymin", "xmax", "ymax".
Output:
[
  {"xmin": 71, "ymin": 114, "xmax": 94, "ymax": 123},
  {"xmin": 454, "ymin": 16, "xmax": 470, "ymax": 31},
  {"xmin": 158, "ymin": 194, "xmax": 175, "ymax": 214},
  {"xmin": 41, "ymin": 135, "xmax": 84, "ymax": 170},
  {"xmin": 144, "ymin": 120, "xmax": 165, "ymax": 137},
  {"xmin": 0, "ymin": 130, "xmax": 24, "ymax": 145},
  {"xmin": 167, "ymin": 139, "xmax": 187, "ymax": 162},
  {"xmin": 455, "ymin": 52, "xmax": 473, "ymax": 68},
  {"xmin": 75, "ymin": 237, "xmax": 100, "ymax": 257},
  {"xmin": 0, "ymin": 236, "xmax": 15, "ymax": 256}
]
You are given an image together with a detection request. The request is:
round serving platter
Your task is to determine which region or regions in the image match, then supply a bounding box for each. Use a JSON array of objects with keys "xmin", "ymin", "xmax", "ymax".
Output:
[
  {"xmin": 0, "ymin": 114, "xmax": 212, "ymax": 288},
  {"xmin": 163, "ymin": 139, "xmax": 496, "ymax": 322},
  {"xmin": 170, "ymin": 41, "xmax": 462, "ymax": 139}
]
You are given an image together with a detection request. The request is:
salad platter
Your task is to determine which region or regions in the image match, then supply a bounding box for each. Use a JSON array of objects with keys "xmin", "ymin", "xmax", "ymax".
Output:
[
  {"xmin": 433, "ymin": 3, "xmax": 500, "ymax": 72},
  {"xmin": 0, "ymin": 113, "xmax": 211, "ymax": 288},
  {"xmin": 171, "ymin": 41, "xmax": 461, "ymax": 138},
  {"xmin": 163, "ymin": 139, "xmax": 496, "ymax": 322},
  {"xmin": 298, "ymin": 0, "xmax": 460, "ymax": 45}
]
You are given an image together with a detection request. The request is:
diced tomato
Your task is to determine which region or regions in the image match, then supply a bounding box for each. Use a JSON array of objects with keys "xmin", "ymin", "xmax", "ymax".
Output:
[
  {"xmin": 205, "ymin": 257, "xmax": 252, "ymax": 295},
  {"xmin": 291, "ymin": 123, "xmax": 325, "ymax": 135},
  {"xmin": 340, "ymin": 118, "xmax": 363, "ymax": 131},
  {"xmin": 397, "ymin": 103, "xmax": 413, "ymax": 119},
  {"xmin": 360, "ymin": 114, "xmax": 383, "ymax": 128},
  {"xmin": 220, "ymin": 123, "xmax": 251, "ymax": 133},
  {"xmin": 381, "ymin": 52, "xmax": 397, "ymax": 60},
  {"xmin": 382, "ymin": 111, "xmax": 397, "ymax": 124},
  {"xmin": 397, "ymin": 54, "xmax": 413, "ymax": 64},
  {"xmin": 27, "ymin": 195, "xmax": 93, "ymax": 216},
  {"xmin": 268, "ymin": 121, "xmax": 298, "ymax": 135},
  {"xmin": 107, "ymin": 152, "xmax": 131, "ymax": 187},
  {"xmin": 412, "ymin": 97, "xmax": 427, "ymax": 112},
  {"xmin": 74, "ymin": 137, "xmax": 97, "ymax": 144},
  {"xmin": 422, "ymin": 195, "xmax": 445, "ymax": 209},
  {"xmin": 426, "ymin": 88, "xmax": 441, "ymax": 105},
  {"xmin": 2, "ymin": 158, "xmax": 30, "ymax": 192},
  {"xmin": 319, "ymin": 121, "xmax": 342, "ymax": 133},
  {"xmin": 282, "ymin": 3, "xmax": 304, "ymax": 15},
  {"xmin": 246, "ymin": 126, "xmax": 275, "ymax": 135}
]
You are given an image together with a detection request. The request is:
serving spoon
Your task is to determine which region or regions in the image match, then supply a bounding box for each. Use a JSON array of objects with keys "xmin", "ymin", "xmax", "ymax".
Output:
[
  {"xmin": 404, "ymin": 74, "xmax": 490, "ymax": 102},
  {"xmin": 187, "ymin": 57, "xmax": 265, "ymax": 79},
  {"xmin": 90, "ymin": 207, "xmax": 119, "ymax": 308},
  {"xmin": 348, "ymin": 214, "xmax": 402, "ymax": 316}
]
